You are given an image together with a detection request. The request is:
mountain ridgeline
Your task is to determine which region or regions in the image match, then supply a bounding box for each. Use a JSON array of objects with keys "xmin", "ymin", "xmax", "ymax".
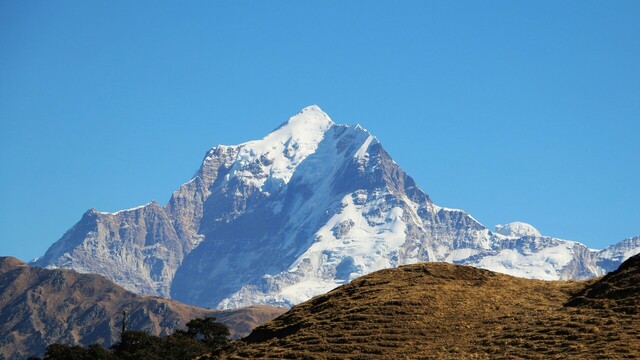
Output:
[{"xmin": 33, "ymin": 106, "xmax": 640, "ymax": 309}]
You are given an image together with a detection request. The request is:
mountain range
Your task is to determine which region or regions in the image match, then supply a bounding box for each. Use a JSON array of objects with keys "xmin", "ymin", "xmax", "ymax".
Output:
[{"xmin": 32, "ymin": 105, "xmax": 640, "ymax": 309}]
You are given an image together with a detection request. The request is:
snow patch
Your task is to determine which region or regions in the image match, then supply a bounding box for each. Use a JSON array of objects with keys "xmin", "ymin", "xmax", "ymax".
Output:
[
  {"xmin": 354, "ymin": 135, "xmax": 376, "ymax": 159},
  {"xmin": 98, "ymin": 203, "xmax": 152, "ymax": 215}
]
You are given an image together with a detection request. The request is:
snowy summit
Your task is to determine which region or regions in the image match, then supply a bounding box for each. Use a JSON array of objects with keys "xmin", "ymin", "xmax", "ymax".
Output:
[{"xmin": 494, "ymin": 222, "xmax": 542, "ymax": 238}]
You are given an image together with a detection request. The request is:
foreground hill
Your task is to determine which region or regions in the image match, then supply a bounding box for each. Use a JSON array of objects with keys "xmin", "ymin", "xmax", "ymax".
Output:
[
  {"xmin": 32, "ymin": 106, "xmax": 640, "ymax": 309},
  {"xmin": 226, "ymin": 254, "xmax": 640, "ymax": 359},
  {"xmin": 0, "ymin": 257, "xmax": 285, "ymax": 360}
]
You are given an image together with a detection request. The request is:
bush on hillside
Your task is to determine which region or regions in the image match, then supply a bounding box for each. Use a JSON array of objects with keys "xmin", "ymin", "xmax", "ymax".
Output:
[{"xmin": 35, "ymin": 317, "xmax": 229, "ymax": 360}]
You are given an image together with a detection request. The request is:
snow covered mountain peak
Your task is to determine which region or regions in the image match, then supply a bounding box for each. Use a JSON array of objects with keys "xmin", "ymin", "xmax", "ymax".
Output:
[
  {"xmin": 273, "ymin": 104, "xmax": 334, "ymax": 138},
  {"xmin": 34, "ymin": 105, "xmax": 639, "ymax": 310},
  {"xmin": 300, "ymin": 104, "xmax": 329, "ymax": 115},
  {"xmin": 199, "ymin": 105, "xmax": 335, "ymax": 190},
  {"xmin": 284, "ymin": 104, "xmax": 332, "ymax": 133},
  {"xmin": 494, "ymin": 222, "xmax": 542, "ymax": 238}
]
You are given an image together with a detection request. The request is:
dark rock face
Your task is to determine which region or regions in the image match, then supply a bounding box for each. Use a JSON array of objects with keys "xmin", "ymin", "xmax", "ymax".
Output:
[
  {"xmin": 0, "ymin": 257, "xmax": 285, "ymax": 360},
  {"xmin": 32, "ymin": 106, "xmax": 639, "ymax": 310}
]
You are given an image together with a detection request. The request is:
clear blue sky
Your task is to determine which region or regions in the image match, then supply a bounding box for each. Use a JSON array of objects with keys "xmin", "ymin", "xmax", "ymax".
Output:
[{"xmin": 1, "ymin": 1, "xmax": 639, "ymax": 262}]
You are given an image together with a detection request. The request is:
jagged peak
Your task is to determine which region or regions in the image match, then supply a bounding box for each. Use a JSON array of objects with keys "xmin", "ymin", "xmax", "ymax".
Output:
[
  {"xmin": 207, "ymin": 106, "xmax": 336, "ymax": 187},
  {"xmin": 203, "ymin": 106, "xmax": 332, "ymax": 156},
  {"xmin": 193, "ymin": 106, "xmax": 383, "ymax": 192},
  {"xmin": 353, "ymin": 123, "xmax": 369, "ymax": 132},
  {"xmin": 597, "ymin": 235, "xmax": 640, "ymax": 260}
]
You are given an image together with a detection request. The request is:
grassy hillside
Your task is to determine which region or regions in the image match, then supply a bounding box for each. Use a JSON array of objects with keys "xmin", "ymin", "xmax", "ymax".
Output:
[{"xmin": 225, "ymin": 254, "xmax": 640, "ymax": 359}]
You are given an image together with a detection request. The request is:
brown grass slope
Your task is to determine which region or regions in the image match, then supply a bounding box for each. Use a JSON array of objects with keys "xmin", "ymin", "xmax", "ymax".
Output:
[
  {"xmin": 567, "ymin": 253, "xmax": 640, "ymax": 314},
  {"xmin": 226, "ymin": 254, "xmax": 640, "ymax": 359},
  {"xmin": 0, "ymin": 257, "xmax": 285, "ymax": 360}
]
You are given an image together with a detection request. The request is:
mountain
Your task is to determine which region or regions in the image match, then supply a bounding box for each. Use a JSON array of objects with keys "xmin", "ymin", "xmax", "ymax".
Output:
[
  {"xmin": 595, "ymin": 235, "xmax": 640, "ymax": 273},
  {"xmin": 225, "ymin": 254, "xmax": 640, "ymax": 359},
  {"xmin": 31, "ymin": 202, "xmax": 188, "ymax": 298},
  {"xmin": 32, "ymin": 105, "xmax": 640, "ymax": 309},
  {"xmin": 0, "ymin": 257, "xmax": 285, "ymax": 360}
]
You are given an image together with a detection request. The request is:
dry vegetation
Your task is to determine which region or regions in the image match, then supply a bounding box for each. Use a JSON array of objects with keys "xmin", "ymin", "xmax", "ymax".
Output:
[{"xmin": 224, "ymin": 254, "xmax": 640, "ymax": 359}]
